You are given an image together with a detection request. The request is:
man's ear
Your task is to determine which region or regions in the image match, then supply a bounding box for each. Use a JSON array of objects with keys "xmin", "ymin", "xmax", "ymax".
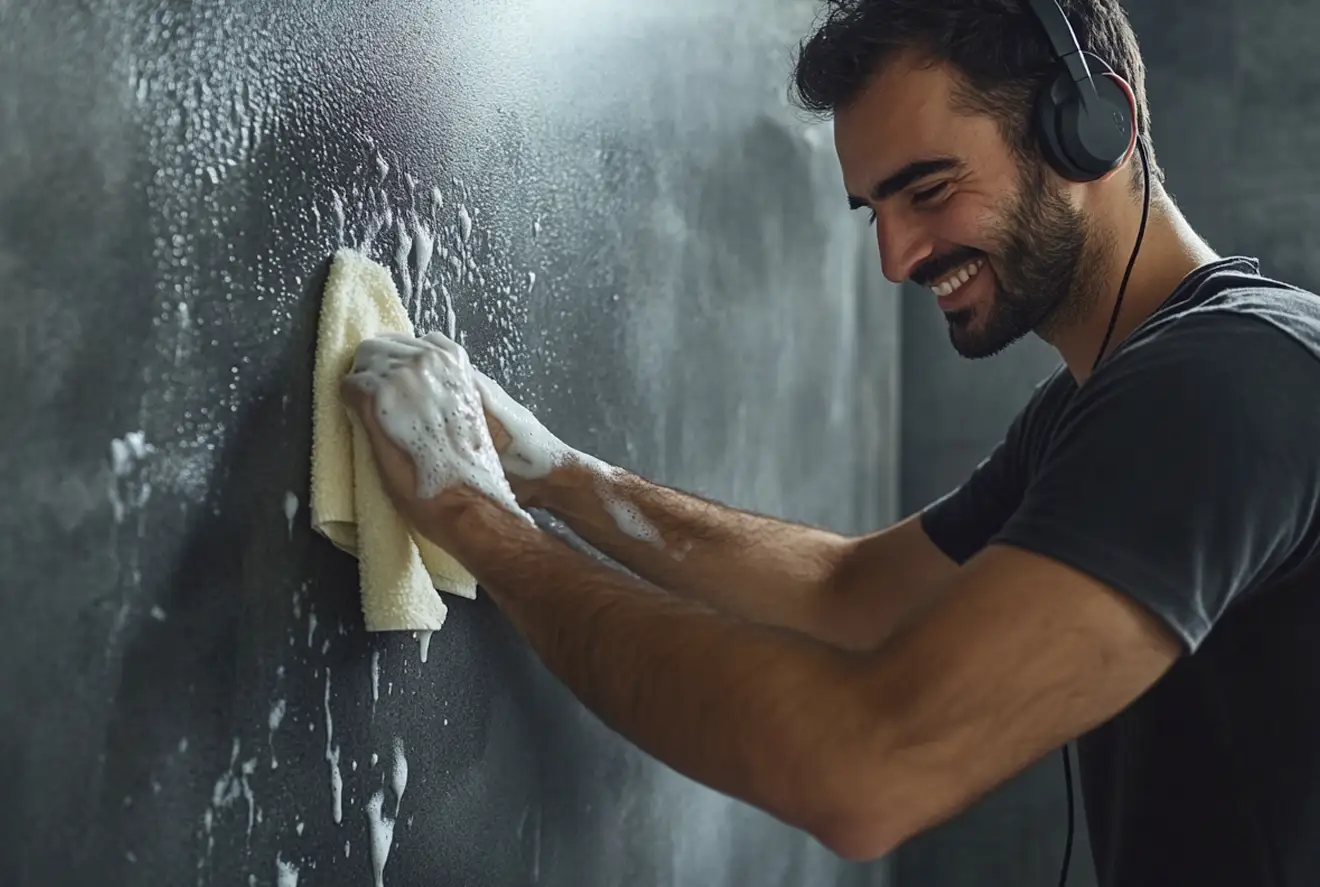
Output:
[{"xmin": 1104, "ymin": 72, "xmax": 1139, "ymax": 166}]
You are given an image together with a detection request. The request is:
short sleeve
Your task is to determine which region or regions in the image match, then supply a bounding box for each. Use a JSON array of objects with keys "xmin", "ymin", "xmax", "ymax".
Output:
[
  {"xmin": 992, "ymin": 313, "xmax": 1320, "ymax": 653},
  {"xmin": 919, "ymin": 371, "xmax": 1063, "ymax": 564}
]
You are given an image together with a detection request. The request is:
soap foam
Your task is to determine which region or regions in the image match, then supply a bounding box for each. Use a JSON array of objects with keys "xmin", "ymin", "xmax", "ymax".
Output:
[
  {"xmin": 347, "ymin": 333, "xmax": 532, "ymax": 523},
  {"xmin": 600, "ymin": 493, "xmax": 662, "ymax": 546},
  {"xmin": 469, "ymin": 369, "xmax": 573, "ymax": 480},
  {"xmin": 417, "ymin": 630, "xmax": 432, "ymax": 663},
  {"xmin": 268, "ymin": 699, "xmax": 286, "ymax": 769},
  {"xmin": 276, "ymin": 855, "xmax": 299, "ymax": 887},
  {"xmin": 391, "ymin": 737, "xmax": 408, "ymax": 816},
  {"xmin": 469, "ymin": 370, "xmax": 662, "ymax": 545},
  {"xmin": 365, "ymin": 790, "xmax": 395, "ymax": 887},
  {"xmin": 110, "ymin": 431, "xmax": 151, "ymax": 476},
  {"xmin": 283, "ymin": 491, "xmax": 299, "ymax": 537},
  {"xmin": 324, "ymin": 670, "xmax": 342, "ymax": 823}
]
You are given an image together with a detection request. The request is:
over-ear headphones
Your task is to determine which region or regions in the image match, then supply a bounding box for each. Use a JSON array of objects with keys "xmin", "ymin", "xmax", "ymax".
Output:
[{"xmin": 1027, "ymin": 0, "xmax": 1135, "ymax": 181}]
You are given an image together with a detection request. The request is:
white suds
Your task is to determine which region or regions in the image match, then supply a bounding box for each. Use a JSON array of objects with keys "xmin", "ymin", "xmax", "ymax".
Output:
[
  {"xmin": 391, "ymin": 737, "xmax": 408, "ymax": 816},
  {"xmin": 371, "ymin": 752, "xmax": 379, "ymax": 766},
  {"xmin": 324, "ymin": 670, "xmax": 343, "ymax": 823},
  {"xmin": 150, "ymin": 605, "xmax": 167, "ymax": 621},
  {"xmin": 371, "ymin": 650, "xmax": 380, "ymax": 705},
  {"xmin": 365, "ymin": 790, "xmax": 396, "ymax": 887},
  {"xmin": 307, "ymin": 610, "xmax": 317, "ymax": 648},
  {"xmin": 110, "ymin": 431, "xmax": 151, "ymax": 476},
  {"xmin": 268, "ymin": 699, "xmax": 286, "ymax": 768},
  {"xmin": 470, "ymin": 368, "xmax": 573, "ymax": 481},
  {"xmin": 240, "ymin": 757, "xmax": 258, "ymax": 840},
  {"xmin": 348, "ymin": 333, "xmax": 531, "ymax": 521},
  {"xmin": 600, "ymin": 491, "xmax": 663, "ymax": 546},
  {"xmin": 276, "ymin": 855, "xmax": 299, "ymax": 887},
  {"xmin": 283, "ymin": 492, "xmax": 299, "ymax": 537},
  {"xmin": 417, "ymin": 630, "xmax": 432, "ymax": 664},
  {"xmin": 204, "ymin": 738, "xmax": 257, "ymax": 848}
]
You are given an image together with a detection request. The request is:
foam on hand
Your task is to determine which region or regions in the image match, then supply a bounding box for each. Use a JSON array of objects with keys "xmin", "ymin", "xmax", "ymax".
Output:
[
  {"xmin": 470, "ymin": 368, "xmax": 575, "ymax": 480},
  {"xmin": 346, "ymin": 332, "xmax": 533, "ymax": 524},
  {"xmin": 471, "ymin": 370, "xmax": 663, "ymax": 547}
]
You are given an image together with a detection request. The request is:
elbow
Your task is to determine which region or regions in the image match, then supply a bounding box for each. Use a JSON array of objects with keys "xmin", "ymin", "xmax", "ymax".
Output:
[
  {"xmin": 781, "ymin": 756, "xmax": 908, "ymax": 862},
  {"xmin": 802, "ymin": 802, "xmax": 903, "ymax": 862},
  {"xmin": 783, "ymin": 724, "xmax": 928, "ymax": 862}
]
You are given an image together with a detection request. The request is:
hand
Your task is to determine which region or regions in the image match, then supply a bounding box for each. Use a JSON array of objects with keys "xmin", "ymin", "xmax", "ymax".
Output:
[
  {"xmin": 340, "ymin": 331, "xmax": 532, "ymax": 551},
  {"xmin": 469, "ymin": 366, "xmax": 587, "ymax": 507}
]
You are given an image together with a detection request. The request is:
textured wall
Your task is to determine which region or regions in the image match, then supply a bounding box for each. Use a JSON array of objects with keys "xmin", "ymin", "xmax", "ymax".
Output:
[
  {"xmin": 0, "ymin": 1, "xmax": 900, "ymax": 885},
  {"xmin": 891, "ymin": 1, "xmax": 1320, "ymax": 885}
]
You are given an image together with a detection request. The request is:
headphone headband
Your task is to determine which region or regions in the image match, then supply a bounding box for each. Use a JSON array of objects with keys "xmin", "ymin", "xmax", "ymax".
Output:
[
  {"xmin": 1026, "ymin": 0, "xmax": 1134, "ymax": 181},
  {"xmin": 1027, "ymin": 0, "xmax": 1096, "ymax": 95}
]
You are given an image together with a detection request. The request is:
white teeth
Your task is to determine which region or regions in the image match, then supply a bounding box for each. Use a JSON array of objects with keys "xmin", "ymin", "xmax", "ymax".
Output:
[{"xmin": 931, "ymin": 259, "xmax": 985, "ymax": 297}]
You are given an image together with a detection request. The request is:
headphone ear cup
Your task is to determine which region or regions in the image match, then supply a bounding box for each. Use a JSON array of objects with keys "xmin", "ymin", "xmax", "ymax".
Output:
[
  {"xmin": 1036, "ymin": 66, "xmax": 1135, "ymax": 182},
  {"xmin": 1035, "ymin": 67, "xmax": 1089, "ymax": 180},
  {"xmin": 1071, "ymin": 73, "xmax": 1135, "ymax": 176}
]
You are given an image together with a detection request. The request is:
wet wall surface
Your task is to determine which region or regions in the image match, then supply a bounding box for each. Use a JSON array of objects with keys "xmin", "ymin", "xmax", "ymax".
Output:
[{"xmin": 0, "ymin": 1, "xmax": 899, "ymax": 885}]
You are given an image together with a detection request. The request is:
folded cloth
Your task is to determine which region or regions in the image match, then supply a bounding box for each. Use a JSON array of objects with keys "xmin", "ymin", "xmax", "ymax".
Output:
[{"xmin": 309, "ymin": 248, "xmax": 476, "ymax": 632}]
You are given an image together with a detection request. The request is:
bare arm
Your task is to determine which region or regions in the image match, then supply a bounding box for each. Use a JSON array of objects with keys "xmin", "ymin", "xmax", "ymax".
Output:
[
  {"xmin": 429, "ymin": 494, "xmax": 1180, "ymax": 860},
  {"xmin": 341, "ymin": 334, "xmax": 1181, "ymax": 861},
  {"xmin": 529, "ymin": 459, "xmax": 956, "ymax": 651}
]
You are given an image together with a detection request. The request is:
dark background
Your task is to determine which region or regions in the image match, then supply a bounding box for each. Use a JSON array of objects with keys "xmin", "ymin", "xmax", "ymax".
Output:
[{"xmin": 2, "ymin": 1, "xmax": 1313, "ymax": 886}]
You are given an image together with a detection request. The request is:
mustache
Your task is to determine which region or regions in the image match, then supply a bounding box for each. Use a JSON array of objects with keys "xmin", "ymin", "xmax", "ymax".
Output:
[{"xmin": 910, "ymin": 247, "xmax": 985, "ymax": 287}]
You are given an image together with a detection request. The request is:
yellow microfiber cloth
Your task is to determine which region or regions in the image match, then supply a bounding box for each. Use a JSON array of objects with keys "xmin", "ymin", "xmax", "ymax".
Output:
[{"xmin": 309, "ymin": 247, "xmax": 477, "ymax": 632}]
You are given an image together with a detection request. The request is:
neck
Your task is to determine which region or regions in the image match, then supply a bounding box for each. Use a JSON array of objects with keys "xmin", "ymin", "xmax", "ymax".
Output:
[{"xmin": 1048, "ymin": 187, "xmax": 1220, "ymax": 384}]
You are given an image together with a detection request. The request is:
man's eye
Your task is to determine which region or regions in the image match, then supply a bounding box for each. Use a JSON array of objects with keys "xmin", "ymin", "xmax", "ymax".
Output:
[{"xmin": 912, "ymin": 182, "xmax": 949, "ymax": 204}]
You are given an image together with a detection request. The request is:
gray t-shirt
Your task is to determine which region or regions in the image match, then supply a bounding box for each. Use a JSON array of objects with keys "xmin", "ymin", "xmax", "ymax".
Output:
[{"xmin": 921, "ymin": 257, "xmax": 1320, "ymax": 886}]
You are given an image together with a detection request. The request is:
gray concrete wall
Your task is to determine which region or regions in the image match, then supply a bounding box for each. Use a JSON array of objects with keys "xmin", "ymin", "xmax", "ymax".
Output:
[{"xmin": 0, "ymin": 2, "xmax": 898, "ymax": 885}]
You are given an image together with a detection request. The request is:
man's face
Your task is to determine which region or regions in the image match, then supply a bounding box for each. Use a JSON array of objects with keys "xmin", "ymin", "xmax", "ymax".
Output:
[{"xmin": 834, "ymin": 54, "xmax": 1106, "ymax": 358}]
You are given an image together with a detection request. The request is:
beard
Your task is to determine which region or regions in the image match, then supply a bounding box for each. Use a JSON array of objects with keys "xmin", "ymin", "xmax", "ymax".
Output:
[{"xmin": 920, "ymin": 160, "xmax": 1113, "ymax": 360}]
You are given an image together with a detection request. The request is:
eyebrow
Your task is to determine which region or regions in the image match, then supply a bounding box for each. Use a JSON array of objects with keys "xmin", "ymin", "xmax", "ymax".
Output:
[{"xmin": 847, "ymin": 156, "xmax": 961, "ymax": 210}]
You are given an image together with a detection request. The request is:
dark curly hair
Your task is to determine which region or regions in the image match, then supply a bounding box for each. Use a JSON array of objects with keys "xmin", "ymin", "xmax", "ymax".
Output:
[{"xmin": 791, "ymin": 0, "xmax": 1162, "ymax": 190}]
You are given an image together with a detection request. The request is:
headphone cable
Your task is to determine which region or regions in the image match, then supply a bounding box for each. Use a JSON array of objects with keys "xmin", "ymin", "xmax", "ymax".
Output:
[
  {"xmin": 1058, "ymin": 137, "xmax": 1151, "ymax": 887},
  {"xmin": 1090, "ymin": 138, "xmax": 1151, "ymax": 372}
]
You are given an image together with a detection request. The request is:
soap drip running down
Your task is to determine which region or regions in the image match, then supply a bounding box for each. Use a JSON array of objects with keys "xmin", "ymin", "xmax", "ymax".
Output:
[
  {"xmin": 391, "ymin": 737, "xmax": 408, "ymax": 816},
  {"xmin": 324, "ymin": 669, "xmax": 343, "ymax": 823},
  {"xmin": 276, "ymin": 855, "xmax": 299, "ymax": 887},
  {"xmin": 324, "ymin": 139, "xmax": 533, "ymax": 386},
  {"xmin": 365, "ymin": 791, "xmax": 395, "ymax": 887}
]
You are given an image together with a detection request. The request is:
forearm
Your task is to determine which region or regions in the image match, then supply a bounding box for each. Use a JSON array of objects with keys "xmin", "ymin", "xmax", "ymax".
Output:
[
  {"xmin": 529, "ymin": 456, "xmax": 851, "ymax": 644},
  {"xmin": 439, "ymin": 495, "xmax": 872, "ymax": 843}
]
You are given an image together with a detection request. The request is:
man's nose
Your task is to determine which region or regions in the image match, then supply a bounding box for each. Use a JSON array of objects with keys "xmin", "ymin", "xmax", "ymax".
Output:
[{"xmin": 874, "ymin": 212, "xmax": 934, "ymax": 285}]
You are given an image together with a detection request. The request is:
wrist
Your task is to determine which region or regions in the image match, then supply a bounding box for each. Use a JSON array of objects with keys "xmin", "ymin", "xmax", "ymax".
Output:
[
  {"xmin": 419, "ymin": 486, "xmax": 532, "ymax": 562},
  {"xmin": 534, "ymin": 452, "xmax": 618, "ymax": 514}
]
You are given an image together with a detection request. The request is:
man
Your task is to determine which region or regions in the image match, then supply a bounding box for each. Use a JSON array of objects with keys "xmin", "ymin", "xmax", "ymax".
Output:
[{"xmin": 342, "ymin": 1, "xmax": 1320, "ymax": 884}]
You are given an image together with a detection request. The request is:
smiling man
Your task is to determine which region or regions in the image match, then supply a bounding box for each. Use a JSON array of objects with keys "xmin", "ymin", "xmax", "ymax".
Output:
[{"xmin": 341, "ymin": 1, "xmax": 1320, "ymax": 885}]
